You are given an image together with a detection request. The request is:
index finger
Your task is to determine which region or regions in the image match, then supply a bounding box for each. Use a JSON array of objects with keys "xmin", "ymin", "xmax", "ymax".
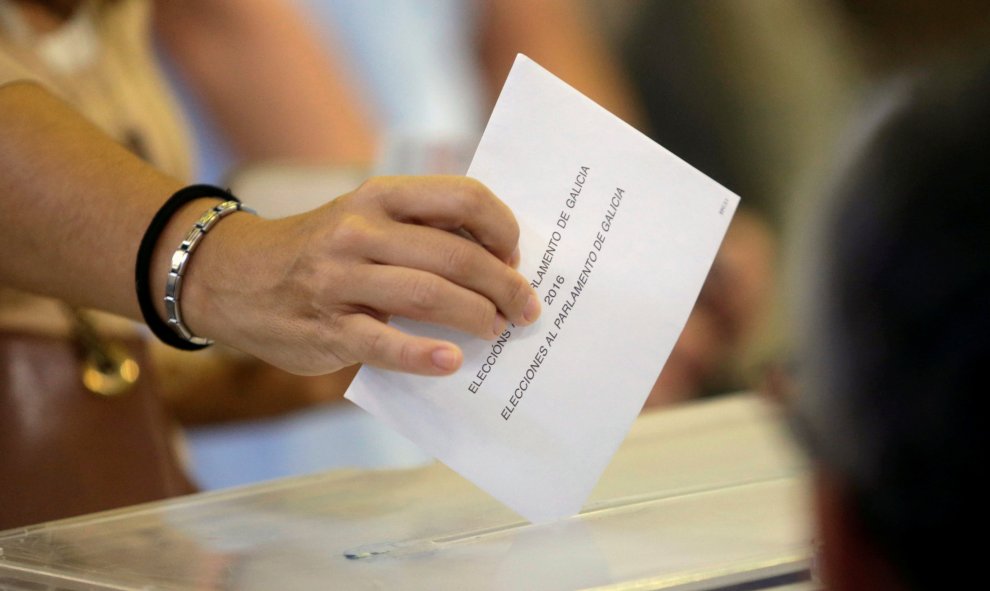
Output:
[{"xmin": 367, "ymin": 176, "xmax": 520, "ymax": 264}]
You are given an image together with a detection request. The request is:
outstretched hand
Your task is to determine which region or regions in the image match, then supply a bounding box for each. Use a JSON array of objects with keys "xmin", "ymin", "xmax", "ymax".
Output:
[{"xmin": 181, "ymin": 176, "xmax": 541, "ymax": 376}]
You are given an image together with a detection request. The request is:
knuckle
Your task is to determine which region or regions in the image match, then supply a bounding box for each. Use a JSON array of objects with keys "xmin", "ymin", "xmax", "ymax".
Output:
[
  {"xmin": 329, "ymin": 213, "xmax": 375, "ymax": 250},
  {"xmin": 478, "ymin": 301, "xmax": 498, "ymax": 335},
  {"xmin": 313, "ymin": 315, "xmax": 350, "ymax": 365},
  {"xmin": 361, "ymin": 326, "xmax": 388, "ymax": 361},
  {"xmin": 358, "ymin": 176, "xmax": 405, "ymax": 204},
  {"xmin": 461, "ymin": 176, "xmax": 490, "ymax": 198},
  {"xmin": 452, "ymin": 178, "xmax": 485, "ymax": 216},
  {"xmin": 505, "ymin": 218, "xmax": 520, "ymax": 247},
  {"xmin": 396, "ymin": 339, "xmax": 418, "ymax": 371},
  {"xmin": 329, "ymin": 191, "xmax": 354, "ymax": 211},
  {"xmin": 408, "ymin": 275, "xmax": 441, "ymax": 313},
  {"xmin": 355, "ymin": 176, "xmax": 387, "ymax": 196},
  {"xmin": 461, "ymin": 188, "xmax": 485, "ymax": 218},
  {"xmin": 353, "ymin": 177, "xmax": 387, "ymax": 208},
  {"xmin": 442, "ymin": 243, "xmax": 473, "ymax": 277},
  {"xmin": 505, "ymin": 275, "xmax": 530, "ymax": 311}
]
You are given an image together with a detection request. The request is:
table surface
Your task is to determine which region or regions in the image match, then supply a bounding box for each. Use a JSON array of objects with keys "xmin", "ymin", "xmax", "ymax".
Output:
[{"xmin": 0, "ymin": 394, "xmax": 813, "ymax": 591}]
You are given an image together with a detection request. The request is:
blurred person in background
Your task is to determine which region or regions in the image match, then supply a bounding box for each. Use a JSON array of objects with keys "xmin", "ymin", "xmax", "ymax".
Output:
[
  {"xmin": 790, "ymin": 48, "xmax": 989, "ymax": 589},
  {"xmin": 620, "ymin": 0, "xmax": 990, "ymax": 406},
  {"xmin": 619, "ymin": 0, "xmax": 861, "ymax": 403},
  {"xmin": 777, "ymin": 3, "xmax": 990, "ymax": 588}
]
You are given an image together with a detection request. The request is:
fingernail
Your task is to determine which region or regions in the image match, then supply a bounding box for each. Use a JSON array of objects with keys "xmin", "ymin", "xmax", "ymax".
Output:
[
  {"xmin": 431, "ymin": 347, "xmax": 460, "ymax": 371},
  {"xmin": 522, "ymin": 294, "xmax": 540, "ymax": 323},
  {"xmin": 493, "ymin": 312, "xmax": 507, "ymax": 337},
  {"xmin": 509, "ymin": 246, "xmax": 521, "ymax": 269}
]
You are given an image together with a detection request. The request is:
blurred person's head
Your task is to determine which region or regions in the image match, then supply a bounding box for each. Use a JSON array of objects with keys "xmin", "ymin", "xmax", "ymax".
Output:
[{"xmin": 792, "ymin": 50, "xmax": 990, "ymax": 590}]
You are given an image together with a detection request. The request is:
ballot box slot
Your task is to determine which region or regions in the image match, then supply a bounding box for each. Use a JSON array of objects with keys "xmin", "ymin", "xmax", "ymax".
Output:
[{"xmin": 343, "ymin": 473, "xmax": 800, "ymax": 561}]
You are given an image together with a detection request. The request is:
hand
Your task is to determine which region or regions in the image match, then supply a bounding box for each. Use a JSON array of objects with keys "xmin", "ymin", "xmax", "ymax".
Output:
[{"xmin": 181, "ymin": 176, "xmax": 541, "ymax": 376}]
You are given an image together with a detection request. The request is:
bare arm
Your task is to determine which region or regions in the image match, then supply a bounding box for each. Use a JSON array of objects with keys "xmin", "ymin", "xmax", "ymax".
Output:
[
  {"xmin": 0, "ymin": 82, "xmax": 185, "ymax": 319},
  {"xmin": 478, "ymin": 0, "xmax": 645, "ymax": 127},
  {"xmin": 0, "ymin": 82, "xmax": 539, "ymax": 376},
  {"xmin": 153, "ymin": 0, "xmax": 377, "ymax": 166}
]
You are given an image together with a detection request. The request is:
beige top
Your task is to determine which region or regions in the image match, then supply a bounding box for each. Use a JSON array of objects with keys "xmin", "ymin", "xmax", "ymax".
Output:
[{"xmin": 0, "ymin": 0, "xmax": 193, "ymax": 334}]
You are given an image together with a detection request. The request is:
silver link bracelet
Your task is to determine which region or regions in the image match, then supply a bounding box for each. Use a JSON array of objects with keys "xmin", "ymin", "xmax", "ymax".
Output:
[{"xmin": 164, "ymin": 200, "xmax": 254, "ymax": 345}]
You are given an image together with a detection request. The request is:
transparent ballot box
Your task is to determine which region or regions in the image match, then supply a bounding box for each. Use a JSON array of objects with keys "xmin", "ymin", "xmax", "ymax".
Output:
[{"xmin": 0, "ymin": 395, "xmax": 812, "ymax": 590}]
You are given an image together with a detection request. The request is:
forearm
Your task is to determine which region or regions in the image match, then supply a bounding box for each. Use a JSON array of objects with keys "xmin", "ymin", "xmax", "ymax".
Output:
[
  {"xmin": 1, "ymin": 83, "xmax": 539, "ymax": 378},
  {"xmin": 153, "ymin": 0, "xmax": 377, "ymax": 166},
  {"xmin": 0, "ymin": 82, "xmax": 221, "ymax": 323}
]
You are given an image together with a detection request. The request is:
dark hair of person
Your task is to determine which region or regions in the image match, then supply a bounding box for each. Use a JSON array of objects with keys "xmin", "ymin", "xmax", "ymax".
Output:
[{"xmin": 804, "ymin": 50, "xmax": 990, "ymax": 589}]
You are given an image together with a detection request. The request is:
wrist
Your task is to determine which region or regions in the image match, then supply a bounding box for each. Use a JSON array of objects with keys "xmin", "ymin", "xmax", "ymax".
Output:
[
  {"xmin": 149, "ymin": 197, "xmax": 226, "ymax": 326},
  {"xmin": 143, "ymin": 186, "xmax": 261, "ymax": 349},
  {"xmin": 166, "ymin": 206, "xmax": 267, "ymax": 347}
]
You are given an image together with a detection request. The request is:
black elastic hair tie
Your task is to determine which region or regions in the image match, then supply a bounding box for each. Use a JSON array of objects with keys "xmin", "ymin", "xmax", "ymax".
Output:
[{"xmin": 135, "ymin": 184, "xmax": 238, "ymax": 351}]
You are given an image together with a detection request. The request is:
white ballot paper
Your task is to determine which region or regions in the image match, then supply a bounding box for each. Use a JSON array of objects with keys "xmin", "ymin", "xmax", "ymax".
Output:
[{"xmin": 346, "ymin": 55, "xmax": 739, "ymax": 523}]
